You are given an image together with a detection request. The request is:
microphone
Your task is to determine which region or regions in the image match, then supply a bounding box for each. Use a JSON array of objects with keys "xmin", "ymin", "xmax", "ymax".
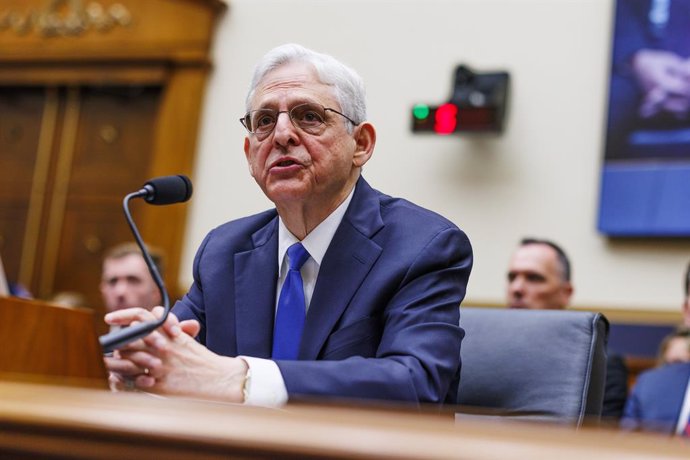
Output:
[
  {"xmin": 141, "ymin": 175, "xmax": 193, "ymax": 205},
  {"xmin": 99, "ymin": 175, "xmax": 193, "ymax": 353}
]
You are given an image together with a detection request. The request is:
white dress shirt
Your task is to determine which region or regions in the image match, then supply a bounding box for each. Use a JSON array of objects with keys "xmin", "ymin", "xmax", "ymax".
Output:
[
  {"xmin": 241, "ymin": 187, "xmax": 355, "ymax": 406},
  {"xmin": 674, "ymin": 373, "xmax": 690, "ymax": 435}
]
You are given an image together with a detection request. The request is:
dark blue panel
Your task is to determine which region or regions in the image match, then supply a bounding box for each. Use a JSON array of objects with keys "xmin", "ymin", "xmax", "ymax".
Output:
[
  {"xmin": 608, "ymin": 322, "xmax": 675, "ymax": 357},
  {"xmin": 598, "ymin": 162, "xmax": 690, "ymax": 236},
  {"xmin": 655, "ymin": 167, "xmax": 690, "ymax": 231}
]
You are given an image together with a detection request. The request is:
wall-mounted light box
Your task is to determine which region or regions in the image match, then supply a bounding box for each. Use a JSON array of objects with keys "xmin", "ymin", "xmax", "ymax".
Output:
[{"xmin": 411, "ymin": 65, "xmax": 510, "ymax": 135}]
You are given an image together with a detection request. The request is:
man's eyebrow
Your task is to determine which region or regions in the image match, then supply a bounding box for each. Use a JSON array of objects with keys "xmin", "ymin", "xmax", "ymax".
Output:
[{"xmin": 254, "ymin": 97, "xmax": 317, "ymax": 110}]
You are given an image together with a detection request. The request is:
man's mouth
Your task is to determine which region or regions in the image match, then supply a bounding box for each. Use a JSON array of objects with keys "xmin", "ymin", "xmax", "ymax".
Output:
[{"xmin": 270, "ymin": 157, "xmax": 302, "ymax": 170}]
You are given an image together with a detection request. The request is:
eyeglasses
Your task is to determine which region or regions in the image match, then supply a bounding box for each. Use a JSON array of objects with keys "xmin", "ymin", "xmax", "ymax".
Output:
[{"xmin": 240, "ymin": 102, "xmax": 357, "ymax": 139}]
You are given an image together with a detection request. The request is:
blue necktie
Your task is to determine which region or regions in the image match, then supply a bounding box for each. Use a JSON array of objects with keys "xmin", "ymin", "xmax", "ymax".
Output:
[{"xmin": 272, "ymin": 243, "xmax": 310, "ymax": 360}]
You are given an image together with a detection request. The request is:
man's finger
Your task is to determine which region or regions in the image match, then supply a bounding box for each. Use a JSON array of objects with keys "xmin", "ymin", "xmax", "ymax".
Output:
[
  {"xmin": 105, "ymin": 357, "xmax": 141, "ymax": 376},
  {"xmin": 180, "ymin": 319, "xmax": 201, "ymax": 338},
  {"xmin": 104, "ymin": 307, "xmax": 156, "ymax": 326}
]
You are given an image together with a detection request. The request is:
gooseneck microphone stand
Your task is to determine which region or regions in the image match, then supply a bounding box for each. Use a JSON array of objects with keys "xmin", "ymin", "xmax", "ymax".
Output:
[{"xmin": 99, "ymin": 175, "xmax": 192, "ymax": 353}]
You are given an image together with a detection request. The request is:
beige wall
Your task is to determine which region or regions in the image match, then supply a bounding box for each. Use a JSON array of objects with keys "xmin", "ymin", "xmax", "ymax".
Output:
[{"xmin": 182, "ymin": 0, "xmax": 690, "ymax": 312}]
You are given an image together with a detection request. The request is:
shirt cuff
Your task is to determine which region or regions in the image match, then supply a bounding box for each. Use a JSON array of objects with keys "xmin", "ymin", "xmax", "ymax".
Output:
[{"xmin": 239, "ymin": 356, "xmax": 288, "ymax": 407}]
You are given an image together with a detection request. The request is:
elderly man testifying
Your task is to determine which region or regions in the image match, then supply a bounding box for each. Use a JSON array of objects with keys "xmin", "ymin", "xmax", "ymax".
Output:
[{"xmin": 105, "ymin": 43, "xmax": 473, "ymax": 407}]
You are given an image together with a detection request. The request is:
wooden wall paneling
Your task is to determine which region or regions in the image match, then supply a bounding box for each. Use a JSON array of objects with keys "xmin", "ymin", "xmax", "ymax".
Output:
[
  {"xmin": 0, "ymin": 0, "xmax": 227, "ymax": 308},
  {"xmin": 0, "ymin": 64, "xmax": 170, "ymax": 86},
  {"xmin": 0, "ymin": 204, "xmax": 27, "ymax": 283},
  {"xmin": 17, "ymin": 88, "xmax": 60, "ymax": 293},
  {"xmin": 38, "ymin": 86, "xmax": 81, "ymax": 299},
  {"xmin": 68, "ymin": 85, "xmax": 160, "ymax": 197},
  {"xmin": 0, "ymin": 87, "xmax": 52, "ymax": 285},
  {"xmin": 0, "ymin": 0, "xmax": 227, "ymax": 61},
  {"xmin": 49, "ymin": 84, "xmax": 162, "ymax": 322}
]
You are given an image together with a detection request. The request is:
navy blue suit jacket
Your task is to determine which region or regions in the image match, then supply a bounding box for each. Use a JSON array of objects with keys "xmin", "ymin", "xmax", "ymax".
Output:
[
  {"xmin": 173, "ymin": 176, "xmax": 472, "ymax": 405},
  {"xmin": 621, "ymin": 362, "xmax": 690, "ymax": 434}
]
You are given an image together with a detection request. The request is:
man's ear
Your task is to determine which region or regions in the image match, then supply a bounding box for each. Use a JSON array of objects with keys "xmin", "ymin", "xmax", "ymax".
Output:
[
  {"xmin": 352, "ymin": 122, "xmax": 376, "ymax": 168},
  {"xmin": 244, "ymin": 137, "xmax": 255, "ymax": 177}
]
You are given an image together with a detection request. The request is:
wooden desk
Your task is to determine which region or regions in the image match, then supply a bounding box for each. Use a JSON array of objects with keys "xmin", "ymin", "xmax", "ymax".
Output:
[{"xmin": 0, "ymin": 381, "xmax": 688, "ymax": 459}]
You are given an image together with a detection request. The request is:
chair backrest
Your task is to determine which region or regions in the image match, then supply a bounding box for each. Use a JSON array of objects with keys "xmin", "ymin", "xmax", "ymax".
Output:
[{"xmin": 456, "ymin": 307, "xmax": 608, "ymax": 426}]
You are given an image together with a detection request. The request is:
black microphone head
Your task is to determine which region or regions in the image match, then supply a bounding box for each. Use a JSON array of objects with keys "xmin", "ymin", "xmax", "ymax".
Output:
[{"xmin": 142, "ymin": 175, "xmax": 193, "ymax": 205}]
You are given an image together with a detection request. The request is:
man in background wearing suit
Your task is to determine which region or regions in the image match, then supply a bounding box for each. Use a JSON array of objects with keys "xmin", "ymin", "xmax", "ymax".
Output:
[
  {"xmin": 105, "ymin": 43, "xmax": 473, "ymax": 407},
  {"xmin": 621, "ymin": 362, "xmax": 690, "ymax": 435},
  {"xmin": 506, "ymin": 238, "xmax": 628, "ymax": 419},
  {"xmin": 621, "ymin": 262, "xmax": 690, "ymax": 434}
]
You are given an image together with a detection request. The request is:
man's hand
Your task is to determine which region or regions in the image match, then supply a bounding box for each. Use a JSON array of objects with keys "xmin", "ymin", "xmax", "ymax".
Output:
[
  {"xmin": 632, "ymin": 49, "xmax": 690, "ymax": 119},
  {"xmin": 104, "ymin": 306, "xmax": 248, "ymax": 403}
]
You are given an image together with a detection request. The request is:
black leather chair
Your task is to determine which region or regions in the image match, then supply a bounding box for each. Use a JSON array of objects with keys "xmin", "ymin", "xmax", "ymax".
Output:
[{"xmin": 456, "ymin": 307, "xmax": 609, "ymax": 426}]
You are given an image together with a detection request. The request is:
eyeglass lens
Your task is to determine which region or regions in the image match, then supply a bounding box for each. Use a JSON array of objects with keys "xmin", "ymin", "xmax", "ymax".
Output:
[{"xmin": 246, "ymin": 103, "xmax": 328, "ymax": 137}]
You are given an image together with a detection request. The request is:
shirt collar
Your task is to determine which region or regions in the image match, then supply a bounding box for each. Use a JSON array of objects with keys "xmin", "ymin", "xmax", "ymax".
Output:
[{"xmin": 277, "ymin": 186, "xmax": 356, "ymax": 273}]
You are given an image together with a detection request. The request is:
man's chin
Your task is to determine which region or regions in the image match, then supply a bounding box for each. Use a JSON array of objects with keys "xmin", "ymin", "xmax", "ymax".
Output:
[{"xmin": 266, "ymin": 183, "xmax": 309, "ymax": 203}]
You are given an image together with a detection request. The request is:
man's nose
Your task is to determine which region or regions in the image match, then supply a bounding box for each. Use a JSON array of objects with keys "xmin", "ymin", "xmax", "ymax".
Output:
[
  {"xmin": 509, "ymin": 278, "xmax": 524, "ymax": 295},
  {"xmin": 272, "ymin": 112, "xmax": 299, "ymax": 146},
  {"xmin": 113, "ymin": 281, "xmax": 128, "ymax": 296}
]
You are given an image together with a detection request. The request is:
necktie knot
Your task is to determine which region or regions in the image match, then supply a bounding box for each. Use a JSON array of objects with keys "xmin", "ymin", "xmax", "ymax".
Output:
[{"xmin": 287, "ymin": 243, "xmax": 309, "ymax": 271}]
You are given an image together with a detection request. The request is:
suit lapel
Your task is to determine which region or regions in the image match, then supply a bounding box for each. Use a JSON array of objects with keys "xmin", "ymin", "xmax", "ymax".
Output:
[
  {"xmin": 299, "ymin": 177, "xmax": 384, "ymax": 359},
  {"xmin": 234, "ymin": 217, "xmax": 278, "ymax": 358}
]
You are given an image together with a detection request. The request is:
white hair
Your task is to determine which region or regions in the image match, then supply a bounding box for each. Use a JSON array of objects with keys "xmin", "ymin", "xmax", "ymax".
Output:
[{"xmin": 245, "ymin": 43, "xmax": 367, "ymax": 132}]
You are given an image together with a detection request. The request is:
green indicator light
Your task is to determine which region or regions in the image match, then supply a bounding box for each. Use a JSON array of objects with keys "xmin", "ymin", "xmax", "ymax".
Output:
[{"xmin": 413, "ymin": 104, "xmax": 430, "ymax": 120}]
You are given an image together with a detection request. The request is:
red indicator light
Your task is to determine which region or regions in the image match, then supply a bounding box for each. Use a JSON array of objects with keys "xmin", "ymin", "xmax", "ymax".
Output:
[{"xmin": 434, "ymin": 103, "xmax": 458, "ymax": 135}]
